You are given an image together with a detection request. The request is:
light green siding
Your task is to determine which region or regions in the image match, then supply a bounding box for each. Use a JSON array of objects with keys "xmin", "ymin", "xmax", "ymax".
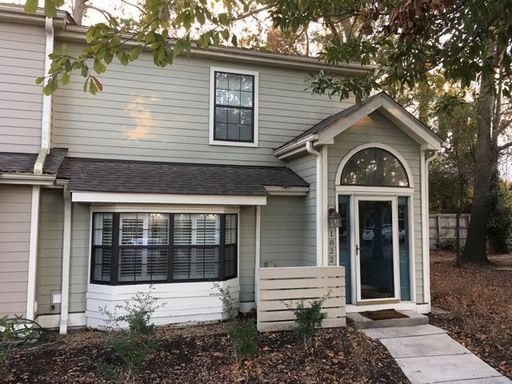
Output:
[
  {"xmin": 327, "ymin": 111, "xmax": 424, "ymax": 302},
  {"xmin": 36, "ymin": 189, "xmax": 64, "ymax": 315},
  {"xmin": 260, "ymin": 196, "xmax": 307, "ymax": 267},
  {"xmin": 70, "ymin": 203, "xmax": 90, "ymax": 313},
  {"xmin": 52, "ymin": 43, "xmax": 352, "ymax": 166},
  {"xmin": 239, "ymin": 206, "xmax": 256, "ymax": 303},
  {"xmin": 288, "ymin": 155, "xmax": 317, "ymax": 265},
  {"xmin": 0, "ymin": 185, "xmax": 32, "ymax": 316},
  {"xmin": 0, "ymin": 22, "xmax": 44, "ymax": 153}
]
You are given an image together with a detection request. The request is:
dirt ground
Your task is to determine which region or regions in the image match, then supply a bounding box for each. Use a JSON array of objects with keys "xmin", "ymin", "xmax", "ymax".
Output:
[
  {"xmin": 430, "ymin": 250, "xmax": 512, "ymax": 379},
  {"xmin": 0, "ymin": 321, "xmax": 409, "ymax": 383}
]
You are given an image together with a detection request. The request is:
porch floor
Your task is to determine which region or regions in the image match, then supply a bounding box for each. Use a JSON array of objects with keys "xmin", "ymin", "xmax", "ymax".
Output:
[{"xmin": 347, "ymin": 310, "xmax": 428, "ymax": 329}]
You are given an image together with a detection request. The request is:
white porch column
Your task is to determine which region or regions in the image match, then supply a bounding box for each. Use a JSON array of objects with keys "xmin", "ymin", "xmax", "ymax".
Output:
[
  {"xmin": 26, "ymin": 185, "xmax": 41, "ymax": 320},
  {"xmin": 59, "ymin": 190, "xmax": 72, "ymax": 334},
  {"xmin": 306, "ymin": 141, "xmax": 324, "ymax": 266}
]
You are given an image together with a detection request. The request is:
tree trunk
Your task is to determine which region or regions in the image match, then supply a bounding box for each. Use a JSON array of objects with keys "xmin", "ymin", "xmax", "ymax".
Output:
[
  {"xmin": 72, "ymin": 0, "xmax": 88, "ymax": 25},
  {"xmin": 461, "ymin": 72, "xmax": 497, "ymax": 264}
]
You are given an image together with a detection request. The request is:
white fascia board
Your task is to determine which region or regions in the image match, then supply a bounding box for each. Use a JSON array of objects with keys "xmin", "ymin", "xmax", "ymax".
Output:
[
  {"xmin": 273, "ymin": 134, "xmax": 319, "ymax": 157},
  {"xmin": 71, "ymin": 192, "xmax": 267, "ymax": 206},
  {"xmin": 264, "ymin": 186, "xmax": 309, "ymax": 196},
  {"xmin": 0, "ymin": 174, "xmax": 55, "ymax": 185},
  {"xmin": 316, "ymin": 97, "xmax": 384, "ymax": 145}
]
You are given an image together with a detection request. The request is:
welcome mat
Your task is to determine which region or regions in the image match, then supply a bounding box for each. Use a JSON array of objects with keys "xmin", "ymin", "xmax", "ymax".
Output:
[{"xmin": 360, "ymin": 309, "xmax": 409, "ymax": 321}]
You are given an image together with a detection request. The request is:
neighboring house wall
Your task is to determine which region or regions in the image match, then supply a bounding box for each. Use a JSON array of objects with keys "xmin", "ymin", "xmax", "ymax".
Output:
[
  {"xmin": 288, "ymin": 154, "xmax": 317, "ymax": 265},
  {"xmin": 239, "ymin": 206, "xmax": 256, "ymax": 303},
  {"xmin": 0, "ymin": 22, "xmax": 44, "ymax": 153},
  {"xmin": 37, "ymin": 189, "xmax": 64, "ymax": 316},
  {"xmin": 260, "ymin": 196, "xmax": 306, "ymax": 267},
  {"xmin": 327, "ymin": 111, "xmax": 425, "ymax": 303},
  {"xmin": 52, "ymin": 43, "xmax": 352, "ymax": 166},
  {"xmin": 0, "ymin": 185, "xmax": 32, "ymax": 316}
]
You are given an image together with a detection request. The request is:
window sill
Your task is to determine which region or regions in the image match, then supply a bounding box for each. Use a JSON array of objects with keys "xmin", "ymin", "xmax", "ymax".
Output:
[{"xmin": 209, "ymin": 139, "xmax": 258, "ymax": 148}]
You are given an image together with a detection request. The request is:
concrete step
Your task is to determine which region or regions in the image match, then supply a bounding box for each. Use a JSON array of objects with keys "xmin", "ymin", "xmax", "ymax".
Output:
[{"xmin": 347, "ymin": 310, "xmax": 429, "ymax": 329}]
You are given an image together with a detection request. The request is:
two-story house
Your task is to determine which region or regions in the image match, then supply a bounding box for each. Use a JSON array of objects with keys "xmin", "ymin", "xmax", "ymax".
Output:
[{"xmin": 0, "ymin": 5, "xmax": 442, "ymax": 333}]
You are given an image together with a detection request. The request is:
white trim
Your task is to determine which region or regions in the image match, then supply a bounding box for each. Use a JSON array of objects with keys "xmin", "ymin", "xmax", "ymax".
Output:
[
  {"xmin": 59, "ymin": 191, "xmax": 72, "ymax": 334},
  {"xmin": 306, "ymin": 140, "xmax": 323, "ymax": 266},
  {"xmin": 407, "ymin": 195, "xmax": 417, "ymax": 302},
  {"xmin": 336, "ymin": 186, "xmax": 414, "ymax": 195},
  {"xmin": 239, "ymin": 302, "xmax": 256, "ymax": 313},
  {"xmin": 353, "ymin": 195, "xmax": 400, "ymax": 303},
  {"xmin": 0, "ymin": 174, "xmax": 54, "ymax": 185},
  {"xmin": 36, "ymin": 312, "xmax": 87, "ymax": 328},
  {"xmin": 273, "ymin": 134, "xmax": 319, "ymax": 157},
  {"xmin": 335, "ymin": 143, "xmax": 415, "ymax": 188},
  {"xmin": 26, "ymin": 186, "xmax": 40, "ymax": 320},
  {"xmin": 209, "ymin": 66, "xmax": 259, "ymax": 148},
  {"xmin": 321, "ymin": 146, "xmax": 329, "ymax": 265},
  {"xmin": 264, "ymin": 186, "xmax": 309, "ymax": 196},
  {"xmin": 90, "ymin": 205, "xmax": 239, "ymax": 214},
  {"xmin": 254, "ymin": 205, "xmax": 261, "ymax": 305},
  {"xmin": 72, "ymin": 192, "xmax": 267, "ymax": 206},
  {"xmin": 347, "ymin": 301, "xmax": 421, "ymax": 313}
]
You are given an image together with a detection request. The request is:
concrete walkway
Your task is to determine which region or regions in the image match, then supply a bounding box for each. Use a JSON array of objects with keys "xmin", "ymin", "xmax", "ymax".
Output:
[{"xmin": 364, "ymin": 324, "xmax": 512, "ymax": 384}]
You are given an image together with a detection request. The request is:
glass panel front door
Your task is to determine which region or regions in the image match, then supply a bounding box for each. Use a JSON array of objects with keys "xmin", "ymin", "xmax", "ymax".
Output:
[{"xmin": 357, "ymin": 200, "xmax": 395, "ymax": 300}]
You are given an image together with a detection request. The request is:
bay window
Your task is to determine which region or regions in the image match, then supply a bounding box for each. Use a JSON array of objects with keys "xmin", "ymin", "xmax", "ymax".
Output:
[{"xmin": 91, "ymin": 212, "xmax": 238, "ymax": 285}]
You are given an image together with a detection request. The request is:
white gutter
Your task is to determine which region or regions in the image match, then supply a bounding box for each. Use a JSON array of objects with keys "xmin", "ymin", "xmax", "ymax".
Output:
[
  {"xmin": 421, "ymin": 146, "xmax": 439, "ymax": 311},
  {"xmin": 26, "ymin": 186, "xmax": 41, "ymax": 320},
  {"xmin": 59, "ymin": 188, "xmax": 72, "ymax": 334},
  {"xmin": 306, "ymin": 140, "xmax": 323, "ymax": 266},
  {"xmin": 34, "ymin": 16, "xmax": 54, "ymax": 175}
]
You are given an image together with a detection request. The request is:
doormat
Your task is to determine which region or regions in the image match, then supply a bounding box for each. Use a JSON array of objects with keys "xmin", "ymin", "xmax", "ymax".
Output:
[{"xmin": 360, "ymin": 309, "xmax": 409, "ymax": 321}]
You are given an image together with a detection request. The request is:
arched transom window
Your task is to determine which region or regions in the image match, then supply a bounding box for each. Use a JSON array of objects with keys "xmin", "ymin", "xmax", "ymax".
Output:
[{"xmin": 340, "ymin": 148, "xmax": 409, "ymax": 187}]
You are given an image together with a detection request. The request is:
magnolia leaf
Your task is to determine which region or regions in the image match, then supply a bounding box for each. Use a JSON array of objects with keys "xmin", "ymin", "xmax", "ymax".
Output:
[
  {"xmin": 35, "ymin": 76, "xmax": 45, "ymax": 85},
  {"xmin": 61, "ymin": 72, "xmax": 70, "ymax": 86},
  {"xmin": 24, "ymin": 0, "xmax": 38, "ymax": 14}
]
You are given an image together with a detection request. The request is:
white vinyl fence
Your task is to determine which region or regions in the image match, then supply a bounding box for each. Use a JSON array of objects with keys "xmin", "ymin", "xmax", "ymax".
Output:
[
  {"xmin": 429, "ymin": 213, "xmax": 471, "ymax": 249},
  {"xmin": 257, "ymin": 266, "xmax": 346, "ymax": 332}
]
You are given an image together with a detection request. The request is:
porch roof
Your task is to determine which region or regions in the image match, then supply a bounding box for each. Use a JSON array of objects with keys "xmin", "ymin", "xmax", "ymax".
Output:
[
  {"xmin": 56, "ymin": 156, "xmax": 308, "ymax": 196},
  {"xmin": 274, "ymin": 92, "xmax": 443, "ymax": 155}
]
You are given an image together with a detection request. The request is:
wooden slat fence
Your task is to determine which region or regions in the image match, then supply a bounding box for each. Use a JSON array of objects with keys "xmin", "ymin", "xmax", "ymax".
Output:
[
  {"xmin": 257, "ymin": 266, "xmax": 345, "ymax": 332},
  {"xmin": 429, "ymin": 214, "xmax": 471, "ymax": 249}
]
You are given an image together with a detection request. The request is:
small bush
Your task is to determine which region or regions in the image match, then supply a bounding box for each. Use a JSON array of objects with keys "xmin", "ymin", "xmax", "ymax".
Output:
[
  {"xmin": 212, "ymin": 284, "xmax": 258, "ymax": 363},
  {"xmin": 293, "ymin": 298, "xmax": 327, "ymax": 350},
  {"xmin": 227, "ymin": 318, "xmax": 258, "ymax": 363},
  {"xmin": 99, "ymin": 289, "xmax": 162, "ymax": 379},
  {"xmin": 488, "ymin": 178, "xmax": 512, "ymax": 253}
]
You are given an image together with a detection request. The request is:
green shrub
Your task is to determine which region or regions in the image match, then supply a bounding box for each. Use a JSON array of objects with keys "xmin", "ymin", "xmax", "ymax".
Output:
[
  {"xmin": 99, "ymin": 289, "xmax": 162, "ymax": 379},
  {"xmin": 488, "ymin": 178, "xmax": 512, "ymax": 253},
  {"xmin": 227, "ymin": 318, "xmax": 258, "ymax": 363},
  {"xmin": 293, "ymin": 298, "xmax": 327, "ymax": 350},
  {"xmin": 212, "ymin": 284, "xmax": 258, "ymax": 363}
]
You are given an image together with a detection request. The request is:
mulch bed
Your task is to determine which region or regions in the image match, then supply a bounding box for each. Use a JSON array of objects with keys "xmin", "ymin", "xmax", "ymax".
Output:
[
  {"xmin": 429, "ymin": 251, "xmax": 512, "ymax": 379},
  {"xmin": 0, "ymin": 322, "xmax": 409, "ymax": 383}
]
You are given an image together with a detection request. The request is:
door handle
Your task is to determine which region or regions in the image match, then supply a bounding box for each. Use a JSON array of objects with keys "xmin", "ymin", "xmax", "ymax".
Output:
[{"xmin": 356, "ymin": 244, "xmax": 360, "ymax": 255}]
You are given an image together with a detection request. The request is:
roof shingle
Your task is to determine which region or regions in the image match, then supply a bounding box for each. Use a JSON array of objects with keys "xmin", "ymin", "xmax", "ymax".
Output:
[{"xmin": 57, "ymin": 157, "xmax": 308, "ymax": 196}]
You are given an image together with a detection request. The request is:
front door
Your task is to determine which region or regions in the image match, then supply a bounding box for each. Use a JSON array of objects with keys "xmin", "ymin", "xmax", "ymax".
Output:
[{"xmin": 354, "ymin": 197, "xmax": 399, "ymax": 302}]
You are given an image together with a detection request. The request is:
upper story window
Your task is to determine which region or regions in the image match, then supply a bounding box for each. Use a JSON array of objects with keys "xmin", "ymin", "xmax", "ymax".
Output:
[
  {"xmin": 340, "ymin": 148, "xmax": 409, "ymax": 187},
  {"xmin": 210, "ymin": 67, "xmax": 259, "ymax": 147}
]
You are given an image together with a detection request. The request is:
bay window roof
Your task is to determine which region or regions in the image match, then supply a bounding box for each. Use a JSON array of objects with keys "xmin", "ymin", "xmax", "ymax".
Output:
[{"xmin": 56, "ymin": 157, "xmax": 308, "ymax": 196}]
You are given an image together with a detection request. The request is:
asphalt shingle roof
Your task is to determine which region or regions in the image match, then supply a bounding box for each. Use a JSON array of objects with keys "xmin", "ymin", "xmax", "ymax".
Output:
[
  {"xmin": 0, "ymin": 152, "xmax": 37, "ymax": 173},
  {"xmin": 57, "ymin": 157, "xmax": 308, "ymax": 196},
  {"xmin": 44, "ymin": 148, "xmax": 68, "ymax": 174}
]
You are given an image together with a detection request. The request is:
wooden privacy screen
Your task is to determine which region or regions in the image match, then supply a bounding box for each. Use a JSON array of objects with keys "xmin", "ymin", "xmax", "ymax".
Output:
[{"xmin": 257, "ymin": 266, "xmax": 346, "ymax": 332}]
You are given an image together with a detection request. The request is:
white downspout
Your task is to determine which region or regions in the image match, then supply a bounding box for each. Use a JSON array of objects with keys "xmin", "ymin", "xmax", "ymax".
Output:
[
  {"xmin": 26, "ymin": 186, "xmax": 41, "ymax": 320},
  {"xmin": 59, "ymin": 188, "xmax": 72, "ymax": 334},
  {"xmin": 421, "ymin": 146, "xmax": 438, "ymax": 312},
  {"xmin": 306, "ymin": 140, "xmax": 323, "ymax": 266},
  {"xmin": 34, "ymin": 17, "xmax": 54, "ymax": 174}
]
